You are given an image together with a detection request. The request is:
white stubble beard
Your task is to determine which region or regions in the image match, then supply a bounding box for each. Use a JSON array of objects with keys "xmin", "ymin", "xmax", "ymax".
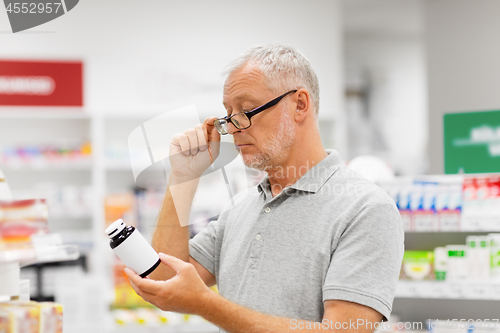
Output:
[{"xmin": 242, "ymin": 108, "xmax": 296, "ymax": 171}]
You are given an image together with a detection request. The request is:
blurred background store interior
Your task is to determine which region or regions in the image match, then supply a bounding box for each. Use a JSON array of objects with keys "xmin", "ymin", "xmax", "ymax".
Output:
[{"xmin": 1, "ymin": 0, "xmax": 500, "ymax": 332}]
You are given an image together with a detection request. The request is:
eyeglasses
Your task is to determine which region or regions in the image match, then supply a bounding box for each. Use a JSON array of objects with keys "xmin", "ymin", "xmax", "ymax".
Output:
[{"xmin": 214, "ymin": 89, "xmax": 298, "ymax": 135}]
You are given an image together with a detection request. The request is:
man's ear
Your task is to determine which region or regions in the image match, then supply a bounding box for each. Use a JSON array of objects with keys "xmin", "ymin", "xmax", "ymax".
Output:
[{"xmin": 294, "ymin": 89, "xmax": 311, "ymax": 122}]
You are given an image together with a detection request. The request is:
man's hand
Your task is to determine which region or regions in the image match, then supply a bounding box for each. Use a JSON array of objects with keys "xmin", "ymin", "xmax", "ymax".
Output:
[
  {"xmin": 169, "ymin": 116, "xmax": 221, "ymax": 183},
  {"xmin": 125, "ymin": 253, "xmax": 214, "ymax": 315},
  {"xmin": 127, "ymin": 254, "xmax": 382, "ymax": 333}
]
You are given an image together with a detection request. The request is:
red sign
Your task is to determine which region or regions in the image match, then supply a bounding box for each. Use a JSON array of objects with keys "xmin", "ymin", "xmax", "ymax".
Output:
[{"xmin": 0, "ymin": 60, "xmax": 83, "ymax": 106}]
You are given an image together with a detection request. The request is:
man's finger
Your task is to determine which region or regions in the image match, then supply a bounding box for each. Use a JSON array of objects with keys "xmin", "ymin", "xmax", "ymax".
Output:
[
  {"xmin": 173, "ymin": 133, "xmax": 191, "ymax": 156},
  {"xmin": 185, "ymin": 128, "xmax": 199, "ymax": 156},
  {"xmin": 159, "ymin": 252, "xmax": 188, "ymax": 273},
  {"xmin": 124, "ymin": 267, "xmax": 162, "ymax": 295},
  {"xmin": 128, "ymin": 276, "xmax": 155, "ymax": 299},
  {"xmin": 204, "ymin": 116, "xmax": 220, "ymax": 143},
  {"xmin": 196, "ymin": 124, "xmax": 208, "ymax": 152}
]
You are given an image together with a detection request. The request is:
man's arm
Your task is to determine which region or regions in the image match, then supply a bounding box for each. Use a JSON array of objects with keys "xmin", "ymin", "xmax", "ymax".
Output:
[
  {"xmin": 148, "ymin": 184, "xmax": 193, "ymax": 281},
  {"xmin": 201, "ymin": 293, "xmax": 382, "ymax": 333},
  {"xmin": 189, "ymin": 256, "xmax": 216, "ymax": 287},
  {"xmin": 149, "ymin": 184, "xmax": 216, "ymax": 285},
  {"xmin": 126, "ymin": 254, "xmax": 383, "ymax": 333},
  {"xmin": 148, "ymin": 118, "xmax": 219, "ymax": 284}
]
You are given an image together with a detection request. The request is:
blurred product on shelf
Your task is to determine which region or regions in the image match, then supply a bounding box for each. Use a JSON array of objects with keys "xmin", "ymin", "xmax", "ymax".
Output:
[
  {"xmin": 400, "ymin": 233, "xmax": 500, "ymax": 282},
  {"xmin": 490, "ymin": 233, "xmax": 500, "ymax": 279},
  {"xmin": 0, "ymin": 199, "xmax": 48, "ymax": 249},
  {"xmin": 112, "ymin": 308, "xmax": 165, "ymax": 326},
  {"xmin": 382, "ymin": 177, "xmax": 462, "ymax": 232},
  {"xmin": 0, "ymin": 141, "xmax": 92, "ymax": 169},
  {"xmin": 445, "ymin": 245, "xmax": 468, "ymax": 281},
  {"xmin": 0, "ymin": 301, "xmax": 63, "ymax": 333},
  {"xmin": 33, "ymin": 183, "xmax": 93, "ymax": 219},
  {"xmin": 433, "ymin": 247, "xmax": 447, "ymax": 281},
  {"xmin": 465, "ymin": 236, "xmax": 490, "ymax": 281},
  {"xmin": 112, "ymin": 261, "xmax": 152, "ymax": 309},
  {"xmin": 110, "ymin": 307, "xmax": 214, "ymax": 330},
  {"xmin": 104, "ymin": 193, "xmax": 136, "ymax": 231},
  {"xmin": 462, "ymin": 176, "xmax": 500, "ymax": 231},
  {"xmin": 400, "ymin": 251, "xmax": 434, "ymax": 281},
  {"xmin": 380, "ymin": 174, "xmax": 500, "ymax": 232}
]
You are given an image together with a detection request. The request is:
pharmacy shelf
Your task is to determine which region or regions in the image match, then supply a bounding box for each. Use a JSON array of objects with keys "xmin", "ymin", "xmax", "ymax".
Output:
[
  {"xmin": 0, "ymin": 244, "xmax": 80, "ymax": 301},
  {"xmin": 396, "ymin": 280, "xmax": 500, "ymax": 300},
  {"xmin": 0, "ymin": 244, "xmax": 79, "ymax": 266},
  {"xmin": 403, "ymin": 218, "xmax": 500, "ymax": 233}
]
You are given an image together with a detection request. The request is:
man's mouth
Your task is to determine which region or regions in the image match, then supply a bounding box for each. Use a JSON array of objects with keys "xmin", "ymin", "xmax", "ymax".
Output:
[
  {"xmin": 235, "ymin": 143, "xmax": 252, "ymax": 152},
  {"xmin": 235, "ymin": 142, "xmax": 252, "ymax": 147}
]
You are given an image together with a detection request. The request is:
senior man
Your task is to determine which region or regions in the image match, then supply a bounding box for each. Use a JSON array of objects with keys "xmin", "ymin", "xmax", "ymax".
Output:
[{"xmin": 125, "ymin": 44, "xmax": 404, "ymax": 333}]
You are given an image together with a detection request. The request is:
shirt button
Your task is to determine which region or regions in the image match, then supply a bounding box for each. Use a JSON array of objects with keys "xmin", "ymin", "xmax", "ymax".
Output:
[
  {"xmin": 255, "ymin": 234, "xmax": 261, "ymax": 241},
  {"xmin": 264, "ymin": 207, "xmax": 271, "ymax": 213}
]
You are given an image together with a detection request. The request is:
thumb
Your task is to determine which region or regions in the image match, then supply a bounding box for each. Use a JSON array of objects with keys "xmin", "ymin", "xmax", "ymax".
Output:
[{"xmin": 159, "ymin": 253, "xmax": 187, "ymax": 273}]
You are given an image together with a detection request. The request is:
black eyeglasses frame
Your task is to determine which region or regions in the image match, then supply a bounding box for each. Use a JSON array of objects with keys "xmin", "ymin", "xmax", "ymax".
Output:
[{"xmin": 214, "ymin": 89, "xmax": 298, "ymax": 134}]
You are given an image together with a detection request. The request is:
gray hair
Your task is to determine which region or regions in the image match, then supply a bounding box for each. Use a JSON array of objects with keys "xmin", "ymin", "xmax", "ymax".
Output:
[{"xmin": 223, "ymin": 44, "xmax": 320, "ymax": 115}]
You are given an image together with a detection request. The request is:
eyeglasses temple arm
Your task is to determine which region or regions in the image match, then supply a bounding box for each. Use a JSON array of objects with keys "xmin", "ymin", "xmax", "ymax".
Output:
[
  {"xmin": 244, "ymin": 90, "xmax": 298, "ymax": 118},
  {"xmin": 244, "ymin": 98, "xmax": 281, "ymax": 118}
]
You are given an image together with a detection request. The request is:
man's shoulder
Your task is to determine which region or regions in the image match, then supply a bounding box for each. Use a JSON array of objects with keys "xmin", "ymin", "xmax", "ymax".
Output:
[
  {"xmin": 320, "ymin": 166, "xmax": 402, "ymax": 237},
  {"xmin": 322, "ymin": 165, "xmax": 396, "ymax": 208}
]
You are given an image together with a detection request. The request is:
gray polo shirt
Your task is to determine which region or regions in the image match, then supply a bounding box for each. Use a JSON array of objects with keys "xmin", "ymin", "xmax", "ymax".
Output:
[{"xmin": 189, "ymin": 150, "xmax": 404, "ymax": 324}]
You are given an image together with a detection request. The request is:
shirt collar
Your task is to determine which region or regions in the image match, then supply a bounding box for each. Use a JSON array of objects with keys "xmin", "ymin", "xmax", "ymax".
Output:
[{"xmin": 257, "ymin": 149, "xmax": 343, "ymax": 195}]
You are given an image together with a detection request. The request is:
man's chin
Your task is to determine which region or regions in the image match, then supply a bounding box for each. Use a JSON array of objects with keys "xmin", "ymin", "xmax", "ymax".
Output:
[
  {"xmin": 241, "ymin": 155, "xmax": 255, "ymax": 168},
  {"xmin": 241, "ymin": 154, "xmax": 270, "ymax": 171}
]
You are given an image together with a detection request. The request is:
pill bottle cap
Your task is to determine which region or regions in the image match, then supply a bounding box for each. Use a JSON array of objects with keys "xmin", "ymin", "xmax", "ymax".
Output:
[{"xmin": 105, "ymin": 219, "xmax": 126, "ymax": 239}]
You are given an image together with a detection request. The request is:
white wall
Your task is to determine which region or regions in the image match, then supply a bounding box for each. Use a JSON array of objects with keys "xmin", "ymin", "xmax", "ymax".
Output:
[
  {"xmin": 344, "ymin": 35, "xmax": 427, "ymax": 175},
  {"xmin": 0, "ymin": 1, "xmax": 344, "ymax": 138},
  {"xmin": 426, "ymin": 0, "xmax": 500, "ymax": 173}
]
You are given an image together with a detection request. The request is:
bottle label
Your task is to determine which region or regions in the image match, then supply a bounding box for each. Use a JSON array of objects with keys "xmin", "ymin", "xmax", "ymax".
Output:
[{"xmin": 113, "ymin": 229, "xmax": 160, "ymax": 276}]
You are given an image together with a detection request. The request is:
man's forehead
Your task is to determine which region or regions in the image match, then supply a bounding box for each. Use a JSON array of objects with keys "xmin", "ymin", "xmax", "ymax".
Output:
[{"xmin": 222, "ymin": 66, "xmax": 273, "ymax": 105}]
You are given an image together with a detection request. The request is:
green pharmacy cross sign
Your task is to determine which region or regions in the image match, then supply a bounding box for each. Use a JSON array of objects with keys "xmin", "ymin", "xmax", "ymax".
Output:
[{"xmin": 444, "ymin": 110, "xmax": 500, "ymax": 174}]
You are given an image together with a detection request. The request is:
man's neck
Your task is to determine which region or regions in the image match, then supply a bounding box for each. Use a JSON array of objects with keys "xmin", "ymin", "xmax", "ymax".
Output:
[{"xmin": 266, "ymin": 145, "xmax": 328, "ymax": 197}]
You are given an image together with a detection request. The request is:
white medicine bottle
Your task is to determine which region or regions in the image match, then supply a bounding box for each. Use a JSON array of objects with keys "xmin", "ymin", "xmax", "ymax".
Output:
[{"xmin": 105, "ymin": 219, "xmax": 161, "ymax": 277}]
